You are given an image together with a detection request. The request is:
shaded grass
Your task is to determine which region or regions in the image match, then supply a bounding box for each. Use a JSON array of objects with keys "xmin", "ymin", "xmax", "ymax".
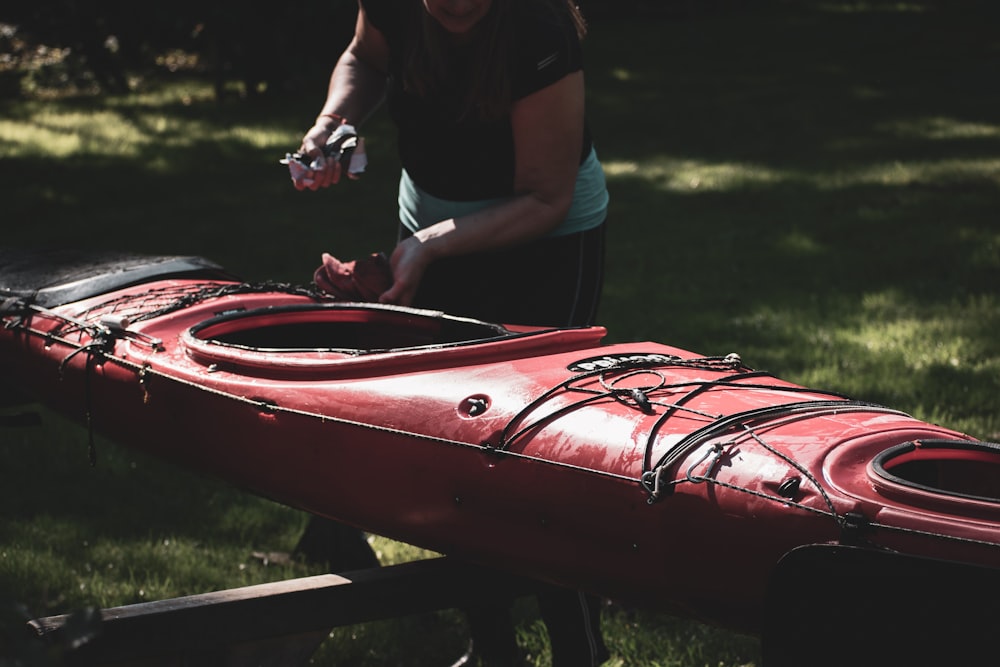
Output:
[{"xmin": 1, "ymin": 1, "xmax": 998, "ymax": 665}]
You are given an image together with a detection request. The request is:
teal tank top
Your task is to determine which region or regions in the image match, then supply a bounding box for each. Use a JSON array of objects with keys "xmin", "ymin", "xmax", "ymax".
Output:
[{"xmin": 398, "ymin": 148, "xmax": 609, "ymax": 238}]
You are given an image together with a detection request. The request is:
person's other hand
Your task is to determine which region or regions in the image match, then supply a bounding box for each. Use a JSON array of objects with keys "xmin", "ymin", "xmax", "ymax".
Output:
[{"xmin": 379, "ymin": 236, "xmax": 432, "ymax": 307}]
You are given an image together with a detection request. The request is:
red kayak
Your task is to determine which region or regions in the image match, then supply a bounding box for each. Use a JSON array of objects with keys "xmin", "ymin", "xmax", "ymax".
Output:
[{"xmin": 2, "ymin": 248, "xmax": 999, "ymax": 637}]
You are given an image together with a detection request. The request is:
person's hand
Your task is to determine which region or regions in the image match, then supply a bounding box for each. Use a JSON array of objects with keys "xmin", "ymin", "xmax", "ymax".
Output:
[
  {"xmin": 290, "ymin": 122, "xmax": 344, "ymax": 191},
  {"xmin": 379, "ymin": 235, "xmax": 433, "ymax": 307}
]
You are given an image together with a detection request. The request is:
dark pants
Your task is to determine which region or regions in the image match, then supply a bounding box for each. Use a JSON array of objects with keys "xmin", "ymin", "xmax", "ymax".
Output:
[
  {"xmin": 464, "ymin": 585, "xmax": 609, "ymax": 667},
  {"xmin": 408, "ymin": 221, "xmax": 606, "ymax": 328}
]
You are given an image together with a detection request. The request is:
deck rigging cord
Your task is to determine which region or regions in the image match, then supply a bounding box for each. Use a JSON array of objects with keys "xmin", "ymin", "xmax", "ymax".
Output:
[{"xmin": 6, "ymin": 284, "xmax": 1000, "ymax": 553}]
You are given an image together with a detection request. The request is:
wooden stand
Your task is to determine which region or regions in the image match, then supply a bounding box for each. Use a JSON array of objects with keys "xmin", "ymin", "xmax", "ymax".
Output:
[{"xmin": 29, "ymin": 557, "xmax": 536, "ymax": 666}]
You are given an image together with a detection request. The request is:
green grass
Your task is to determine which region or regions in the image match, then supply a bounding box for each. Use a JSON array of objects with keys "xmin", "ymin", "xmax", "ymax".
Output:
[{"xmin": 1, "ymin": 1, "xmax": 998, "ymax": 665}]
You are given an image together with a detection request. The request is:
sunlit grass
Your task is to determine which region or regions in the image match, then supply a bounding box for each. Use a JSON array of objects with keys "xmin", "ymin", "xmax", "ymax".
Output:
[
  {"xmin": 887, "ymin": 117, "xmax": 1000, "ymax": 140},
  {"xmin": 723, "ymin": 292, "xmax": 1000, "ymax": 439},
  {"xmin": 602, "ymin": 152, "xmax": 1000, "ymax": 195},
  {"xmin": 0, "ymin": 106, "xmax": 300, "ymax": 160},
  {"xmin": 602, "ymin": 158, "xmax": 787, "ymax": 192},
  {"xmin": 817, "ymin": 2, "xmax": 929, "ymax": 13},
  {"xmin": 0, "ymin": 109, "xmax": 148, "ymax": 159}
]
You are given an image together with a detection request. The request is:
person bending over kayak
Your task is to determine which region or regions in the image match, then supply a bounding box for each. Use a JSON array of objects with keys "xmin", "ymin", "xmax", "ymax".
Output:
[{"xmin": 289, "ymin": 1, "xmax": 610, "ymax": 664}]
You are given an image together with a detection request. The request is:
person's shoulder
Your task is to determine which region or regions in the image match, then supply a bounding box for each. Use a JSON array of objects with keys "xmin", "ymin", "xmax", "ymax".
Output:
[
  {"xmin": 359, "ymin": 0, "xmax": 401, "ymax": 36},
  {"xmin": 514, "ymin": 0, "xmax": 583, "ymax": 41},
  {"xmin": 510, "ymin": 0, "xmax": 584, "ymax": 86}
]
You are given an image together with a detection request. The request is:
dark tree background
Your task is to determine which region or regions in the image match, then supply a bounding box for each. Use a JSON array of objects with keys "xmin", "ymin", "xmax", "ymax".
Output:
[
  {"xmin": 0, "ymin": 0, "xmax": 706, "ymax": 99},
  {"xmin": 0, "ymin": 0, "xmax": 359, "ymax": 98}
]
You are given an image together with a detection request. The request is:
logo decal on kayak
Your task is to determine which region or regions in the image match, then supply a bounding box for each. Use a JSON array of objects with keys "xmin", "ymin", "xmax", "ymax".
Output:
[{"xmin": 567, "ymin": 352, "xmax": 679, "ymax": 373}]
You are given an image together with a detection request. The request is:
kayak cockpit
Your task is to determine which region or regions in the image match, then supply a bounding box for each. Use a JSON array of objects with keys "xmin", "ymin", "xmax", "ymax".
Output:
[
  {"xmin": 190, "ymin": 303, "xmax": 510, "ymax": 352},
  {"xmin": 869, "ymin": 439, "xmax": 1000, "ymax": 508},
  {"xmin": 181, "ymin": 303, "xmax": 606, "ymax": 378}
]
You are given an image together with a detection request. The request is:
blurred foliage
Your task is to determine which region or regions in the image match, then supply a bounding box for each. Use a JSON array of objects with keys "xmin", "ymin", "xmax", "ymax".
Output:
[
  {"xmin": 0, "ymin": 0, "xmax": 772, "ymax": 100},
  {"xmin": 0, "ymin": 1, "xmax": 358, "ymax": 99}
]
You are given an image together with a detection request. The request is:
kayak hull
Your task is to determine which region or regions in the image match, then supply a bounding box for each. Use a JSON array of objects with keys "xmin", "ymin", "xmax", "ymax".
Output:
[{"xmin": 2, "ymin": 249, "xmax": 998, "ymax": 633}]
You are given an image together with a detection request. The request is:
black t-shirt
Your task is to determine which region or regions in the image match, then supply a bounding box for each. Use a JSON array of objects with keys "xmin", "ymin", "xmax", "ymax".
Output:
[{"xmin": 360, "ymin": 0, "xmax": 593, "ymax": 201}]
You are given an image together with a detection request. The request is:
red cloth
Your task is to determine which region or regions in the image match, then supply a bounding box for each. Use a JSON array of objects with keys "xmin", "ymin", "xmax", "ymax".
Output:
[{"xmin": 313, "ymin": 252, "xmax": 393, "ymax": 301}]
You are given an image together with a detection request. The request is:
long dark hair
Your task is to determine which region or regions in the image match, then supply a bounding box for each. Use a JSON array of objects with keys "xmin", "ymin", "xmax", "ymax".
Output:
[{"xmin": 402, "ymin": 0, "xmax": 587, "ymax": 122}]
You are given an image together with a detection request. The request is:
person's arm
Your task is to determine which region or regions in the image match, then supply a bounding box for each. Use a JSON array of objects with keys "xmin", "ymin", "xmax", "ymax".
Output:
[
  {"xmin": 379, "ymin": 70, "xmax": 586, "ymax": 305},
  {"xmin": 295, "ymin": 2, "xmax": 389, "ymax": 190}
]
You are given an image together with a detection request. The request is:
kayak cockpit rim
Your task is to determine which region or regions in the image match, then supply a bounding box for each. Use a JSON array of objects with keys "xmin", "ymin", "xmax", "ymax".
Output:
[
  {"xmin": 187, "ymin": 302, "xmax": 510, "ymax": 352},
  {"xmin": 180, "ymin": 302, "xmax": 607, "ymax": 377},
  {"xmin": 869, "ymin": 439, "xmax": 1000, "ymax": 510}
]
